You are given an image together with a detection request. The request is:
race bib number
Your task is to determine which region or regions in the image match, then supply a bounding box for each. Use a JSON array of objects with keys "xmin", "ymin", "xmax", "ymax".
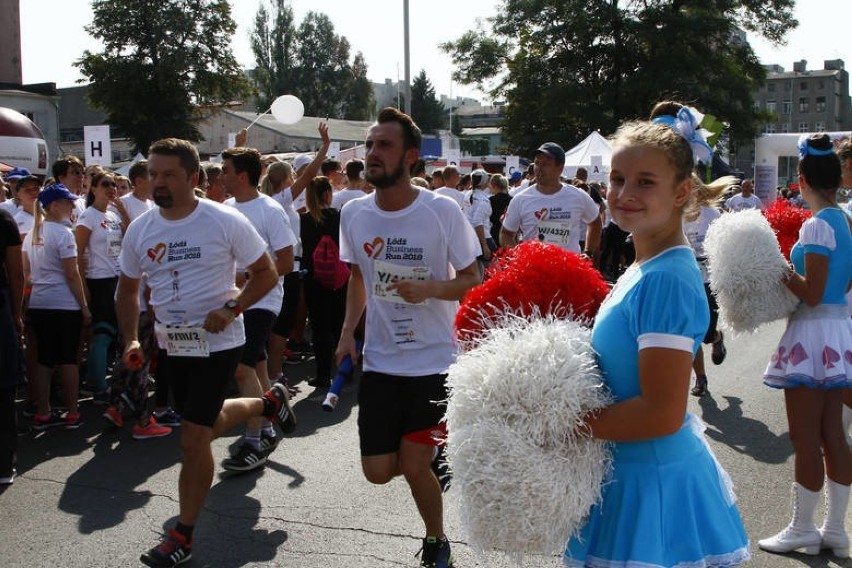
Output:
[
  {"xmin": 537, "ymin": 220, "xmax": 571, "ymax": 246},
  {"xmin": 107, "ymin": 230, "xmax": 123, "ymax": 259},
  {"xmin": 155, "ymin": 325, "xmax": 209, "ymax": 357},
  {"xmin": 372, "ymin": 259, "xmax": 432, "ymax": 304}
]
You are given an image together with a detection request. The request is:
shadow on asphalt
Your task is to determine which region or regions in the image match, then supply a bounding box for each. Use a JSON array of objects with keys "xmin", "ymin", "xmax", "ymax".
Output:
[{"xmin": 697, "ymin": 394, "xmax": 793, "ymax": 465}]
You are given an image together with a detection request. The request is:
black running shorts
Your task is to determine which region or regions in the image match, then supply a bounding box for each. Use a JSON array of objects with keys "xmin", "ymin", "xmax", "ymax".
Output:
[
  {"xmin": 240, "ymin": 309, "xmax": 276, "ymax": 366},
  {"xmin": 159, "ymin": 346, "xmax": 243, "ymax": 427},
  {"xmin": 357, "ymin": 371, "xmax": 448, "ymax": 457}
]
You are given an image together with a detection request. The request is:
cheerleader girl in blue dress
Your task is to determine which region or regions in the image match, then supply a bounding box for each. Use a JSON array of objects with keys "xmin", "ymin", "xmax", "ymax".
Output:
[
  {"xmin": 759, "ymin": 134, "xmax": 852, "ymax": 558},
  {"xmin": 564, "ymin": 120, "xmax": 750, "ymax": 567}
]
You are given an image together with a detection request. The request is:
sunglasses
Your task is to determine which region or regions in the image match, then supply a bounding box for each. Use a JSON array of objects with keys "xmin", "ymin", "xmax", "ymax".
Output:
[{"xmin": 99, "ymin": 180, "xmax": 117, "ymax": 188}]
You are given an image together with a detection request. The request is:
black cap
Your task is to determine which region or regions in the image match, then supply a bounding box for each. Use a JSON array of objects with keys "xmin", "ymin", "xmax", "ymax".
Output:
[{"xmin": 533, "ymin": 142, "xmax": 565, "ymax": 165}]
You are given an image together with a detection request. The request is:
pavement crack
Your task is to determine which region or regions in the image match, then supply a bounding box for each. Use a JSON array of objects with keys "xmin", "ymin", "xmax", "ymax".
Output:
[{"xmin": 16, "ymin": 473, "xmax": 180, "ymax": 504}]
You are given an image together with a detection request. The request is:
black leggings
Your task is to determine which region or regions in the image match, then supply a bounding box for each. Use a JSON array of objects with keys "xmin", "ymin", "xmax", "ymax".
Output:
[{"xmin": 304, "ymin": 278, "xmax": 346, "ymax": 384}]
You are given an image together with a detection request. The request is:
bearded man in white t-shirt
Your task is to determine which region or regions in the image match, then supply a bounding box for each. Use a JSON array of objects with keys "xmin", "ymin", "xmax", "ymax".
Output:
[
  {"xmin": 117, "ymin": 138, "xmax": 297, "ymax": 568},
  {"xmin": 336, "ymin": 107, "xmax": 481, "ymax": 568},
  {"xmin": 500, "ymin": 142, "xmax": 602, "ymax": 256}
]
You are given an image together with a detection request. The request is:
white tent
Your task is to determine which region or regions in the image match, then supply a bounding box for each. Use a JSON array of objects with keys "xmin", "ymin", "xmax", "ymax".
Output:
[
  {"xmin": 113, "ymin": 152, "xmax": 146, "ymax": 176},
  {"xmin": 562, "ymin": 131, "xmax": 611, "ymax": 182}
]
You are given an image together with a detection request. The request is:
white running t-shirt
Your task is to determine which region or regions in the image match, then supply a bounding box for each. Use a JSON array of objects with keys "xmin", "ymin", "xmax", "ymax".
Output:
[
  {"xmin": 684, "ymin": 206, "xmax": 721, "ymax": 283},
  {"xmin": 332, "ymin": 187, "xmax": 368, "ymax": 210},
  {"xmin": 225, "ymin": 193, "xmax": 297, "ymax": 315},
  {"xmin": 24, "ymin": 221, "xmax": 80, "ymax": 310},
  {"xmin": 502, "ymin": 183, "xmax": 600, "ymax": 253},
  {"xmin": 339, "ymin": 188, "xmax": 479, "ymax": 376},
  {"xmin": 724, "ymin": 193, "xmax": 762, "ymax": 211},
  {"xmin": 119, "ymin": 199, "xmax": 268, "ymax": 353},
  {"xmin": 434, "ymin": 186, "xmax": 465, "ymax": 209},
  {"xmin": 113, "ymin": 193, "xmax": 154, "ymax": 222},
  {"xmin": 77, "ymin": 207, "xmax": 123, "ymax": 279}
]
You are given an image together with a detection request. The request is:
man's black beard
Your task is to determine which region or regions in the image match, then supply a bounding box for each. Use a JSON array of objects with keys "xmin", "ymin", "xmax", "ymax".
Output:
[
  {"xmin": 153, "ymin": 190, "xmax": 173, "ymax": 208},
  {"xmin": 366, "ymin": 160, "xmax": 405, "ymax": 189}
]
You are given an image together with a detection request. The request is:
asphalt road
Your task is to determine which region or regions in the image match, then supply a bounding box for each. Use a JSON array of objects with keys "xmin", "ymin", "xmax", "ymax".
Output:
[{"xmin": 1, "ymin": 319, "xmax": 849, "ymax": 567}]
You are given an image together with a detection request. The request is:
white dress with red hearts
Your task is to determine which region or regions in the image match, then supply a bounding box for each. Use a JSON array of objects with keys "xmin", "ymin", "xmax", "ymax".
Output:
[{"xmin": 763, "ymin": 208, "xmax": 852, "ymax": 389}]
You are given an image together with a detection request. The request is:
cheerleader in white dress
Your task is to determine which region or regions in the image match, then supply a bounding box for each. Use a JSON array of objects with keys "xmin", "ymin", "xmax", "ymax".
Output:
[{"xmin": 759, "ymin": 134, "xmax": 852, "ymax": 558}]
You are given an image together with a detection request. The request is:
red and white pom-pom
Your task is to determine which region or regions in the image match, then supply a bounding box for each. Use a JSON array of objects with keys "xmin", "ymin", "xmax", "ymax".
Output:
[
  {"xmin": 764, "ymin": 199, "xmax": 812, "ymax": 260},
  {"xmin": 455, "ymin": 241, "xmax": 609, "ymax": 344},
  {"xmin": 704, "ymin": 210, "xmax": 799, "ymax": 334}
]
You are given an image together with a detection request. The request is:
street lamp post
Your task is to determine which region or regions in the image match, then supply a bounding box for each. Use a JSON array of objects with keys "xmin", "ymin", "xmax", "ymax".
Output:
[{"xmin": 403, "ymin": 0, "xmax": 411, "ymax": 115}]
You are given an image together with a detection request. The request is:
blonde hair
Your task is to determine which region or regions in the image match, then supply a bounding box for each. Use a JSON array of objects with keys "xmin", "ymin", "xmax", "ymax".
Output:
[
  {"xmin": 610, "ymin": 121, "xmax": 735, "ymax": 219},
  {"xmin": 411, "ymin": 177, "xmax": 429, "ymax": 189},
  {"xmin": 260, "ymin": 161, "xmax": 292, "ymax": 197}
]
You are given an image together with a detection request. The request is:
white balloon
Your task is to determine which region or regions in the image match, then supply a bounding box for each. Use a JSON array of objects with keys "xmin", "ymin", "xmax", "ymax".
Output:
[{"xmin": 270, "ymin": 95, "xmax": 305, "ymax": 125}]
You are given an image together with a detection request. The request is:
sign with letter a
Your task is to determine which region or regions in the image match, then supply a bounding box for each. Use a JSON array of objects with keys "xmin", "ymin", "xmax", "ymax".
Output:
[{"xmin": 83, "ymin": 125, "xmax": 112, "ymax": 167}]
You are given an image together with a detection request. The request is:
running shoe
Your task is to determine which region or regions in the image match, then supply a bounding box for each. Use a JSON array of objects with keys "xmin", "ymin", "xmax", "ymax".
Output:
[
  {"xmin": 140, "ymin": 528, "xmax": 192, "ymax": 567},
  {"xmin": 21, "ymin": 401, "xmax": 37, "ymax": 417},
  {"xmin": 133, "ymin": 417, "xmax": 172, "ymax": 440},
  {"xmin": 418, "ymin": 536, "xmax": 454, "ymax": 568},
  {"xmin": 64, "ymin": 412, "xmax": 83, "ymax": 430},
  {"xmin": 260, "ymin": 431, "xmax": 279, "ymax": 455},
  {"xmin": 0, "ymin": 468, "xmax": 16, "ymax": 485},
  {"xmin": 223, "ymin": 444, "xmax": 268, "ymax": 472},
  {"xmin": 282, "ymin": 348, "xmax": 303, "ymax": 365},
  {"xmin": 92, "ymin": 388, "xmax": 111, "ymax": 405},
  {"xmin": 32, "ymin": 410, "xmax": 66, "ymax": 431},
  {"xmin": 289, "ymin": 339, "xmax": 313, "ymax": 355},
  {"xmin": 321, "ymin": 392, "xmax": 339, "ymax": 412},
  {"xmin": 711, "ymin": 331, "xmax": 727, "ymax": 365},
  {"xmin": 691, "ymin": 375, "xmax": 708, "ymax": 397},
  {"xmin": 153, "ymin": 408, "xmax": 181, "ymax": 427},
  {"xmin": 263, "ymin": 382, "xmax": 297, "ymax": 434},
  {"xmin": 102, "ymin": 405, "xmax": 124, "ymax": 428}
]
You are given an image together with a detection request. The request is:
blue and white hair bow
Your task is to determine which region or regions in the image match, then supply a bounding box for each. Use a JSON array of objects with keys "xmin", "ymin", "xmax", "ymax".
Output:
[
  {"xmin": 797, "ymin": 134, "xmax": 835, "ymax": 159},
  {"xmin": 652, "ymin": 106, "xmax": 714, "ymax": 165}
]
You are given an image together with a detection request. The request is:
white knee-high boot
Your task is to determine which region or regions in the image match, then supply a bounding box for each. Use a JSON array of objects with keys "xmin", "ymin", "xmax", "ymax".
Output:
[
  {"xmin": 758, "ymin": 482, "xmax": 821, "ymax": 555},
  {"xmin": 819, "ymin": 479, "xmax": 850, "ymax": 558}
]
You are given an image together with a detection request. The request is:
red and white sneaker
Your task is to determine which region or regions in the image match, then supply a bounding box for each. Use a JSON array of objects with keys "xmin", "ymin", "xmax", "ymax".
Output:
[
  {"xmin": 102, "ymin": 405, "xmax": 124, "ymax": 428},
  {"xmin": 133, "ymin": 417, "xmax": 172, "ymax": 440}
]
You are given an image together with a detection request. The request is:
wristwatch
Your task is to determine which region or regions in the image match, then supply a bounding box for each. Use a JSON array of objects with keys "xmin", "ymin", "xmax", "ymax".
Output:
[{"xmin": 224, "ymin": 299, "xmax": 242, "ymax": 317}]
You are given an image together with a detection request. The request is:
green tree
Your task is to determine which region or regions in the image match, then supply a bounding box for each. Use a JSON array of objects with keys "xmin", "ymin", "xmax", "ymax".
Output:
[
  {"xmin": 442, "ymin": 0, "xmax": 796, "ymax": 156},
  {"xmin": 343, "ymin": 52, "xmax": 376, "ymax": 120},
  {"xmin": 250, "ymin": 0, "xmax": 297, "ymax": 112},
  {"xmin": 76, "ymin": 0, "xmax": 251, "ymax": 153},
  {"xmin": 250, "ymin": 3, "xmax": 373, "ymax": 120},
  {"xmin": 410, "ymin": 70, "xmax": 446, "ymax": 134}
]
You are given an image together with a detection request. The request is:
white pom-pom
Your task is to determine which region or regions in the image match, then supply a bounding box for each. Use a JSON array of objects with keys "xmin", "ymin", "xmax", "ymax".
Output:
[
  {"xmin": 704, "ymin": 209, "xmax": 799, "ymax": 334},
  {"xmin": 445, "ymin": 315, "xmax": 612, "ymax": 556}
]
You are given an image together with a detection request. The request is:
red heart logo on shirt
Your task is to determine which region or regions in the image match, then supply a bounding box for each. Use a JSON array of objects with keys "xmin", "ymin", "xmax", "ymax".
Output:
[
  {"xmin": 363, "ymin": 237, "xmax": 384, "ymax": 259},
  {"xmin": 534, "ymin": 208, "xmax": 549, "ymax": 220},
  {"xmin": 147, "ymin": 242, "xmax": 166, "ymax": 263}
]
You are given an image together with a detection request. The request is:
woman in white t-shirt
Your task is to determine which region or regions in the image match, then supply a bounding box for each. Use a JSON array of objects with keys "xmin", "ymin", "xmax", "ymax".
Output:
[
  {"xmin": 75, "ymin": 171, "xmax": 128, "ymax": 402},
  {"xmin": 23, "ymin": 184, "xmax": 91, "ymax": 430}
]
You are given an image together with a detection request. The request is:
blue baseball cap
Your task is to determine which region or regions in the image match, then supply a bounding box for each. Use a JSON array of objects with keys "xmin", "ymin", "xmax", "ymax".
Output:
[
  {"xmin": 510, "ymin": 171, "xmax": 523, "ymax": 182},
  {"xmin": 6, "ymin": 167, "xmax": 31, "ymax": 181},
  {"xmin": 38, "ymin": 183, "xmax": 77, "ymax": 207}
]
